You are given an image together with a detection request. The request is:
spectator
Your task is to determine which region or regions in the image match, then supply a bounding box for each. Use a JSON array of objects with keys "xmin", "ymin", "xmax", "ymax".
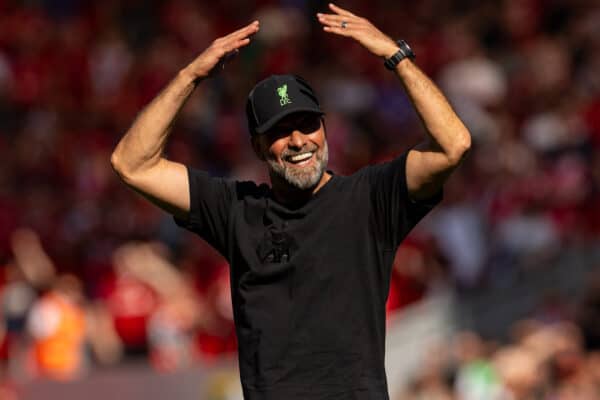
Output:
[{"xmin": 26, "ymin": 274, "xmax": 87, "ymax": 380}]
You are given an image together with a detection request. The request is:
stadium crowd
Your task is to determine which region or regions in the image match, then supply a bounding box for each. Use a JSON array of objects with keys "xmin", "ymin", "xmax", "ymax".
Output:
[
  {"xmin": 397, "ymin": 315, "xmax": 600, "ymax": 400},
  {"xmin": 1, "ymin": 0, "xmax": 600, "ymax": 398}
]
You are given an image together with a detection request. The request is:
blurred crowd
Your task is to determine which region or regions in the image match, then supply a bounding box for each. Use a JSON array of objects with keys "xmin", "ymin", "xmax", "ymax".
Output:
[
  {"xmin": 398, "ymin": 306, "xmax": 600, "ymax": 400},
  {"xmin": 1, "ymin": 0, "xmax": 600, "ymax": 396},
  {"xmin": 1, "ymin": 228, "xmax": 236, "ymax": 382}
]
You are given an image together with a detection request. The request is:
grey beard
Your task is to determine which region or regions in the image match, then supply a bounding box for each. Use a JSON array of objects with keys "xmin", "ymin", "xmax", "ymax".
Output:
[{"xmin": 267, "ymin": 141, "xmax": 329, "ymax": 191}]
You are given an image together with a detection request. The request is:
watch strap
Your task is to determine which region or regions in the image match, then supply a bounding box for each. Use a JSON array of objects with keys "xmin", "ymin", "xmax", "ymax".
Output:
[{"xmin": 384, "ymin": 40, "xmax": 415, "ymax": 70}]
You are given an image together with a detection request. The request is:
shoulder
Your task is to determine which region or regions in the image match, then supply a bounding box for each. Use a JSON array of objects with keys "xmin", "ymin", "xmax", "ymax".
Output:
[
  {"xmin": 187, "ymin": 166, "xmax": 272, "ymax": 204},
  {"xmin": 355, "ymin": 151, "xmax": 410, "ymax": 184}
]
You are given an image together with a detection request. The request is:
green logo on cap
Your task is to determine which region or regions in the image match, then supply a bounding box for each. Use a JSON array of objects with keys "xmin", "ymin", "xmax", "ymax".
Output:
[{"xmin": 277, "ymin": 84, "xmax": 292, "ymax": 106}]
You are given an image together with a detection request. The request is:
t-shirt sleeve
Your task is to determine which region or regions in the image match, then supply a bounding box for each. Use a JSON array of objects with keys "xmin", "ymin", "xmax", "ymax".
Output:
[
  {"xmin": 367, "ymin": 151, "xmax": 442, "ymax": 250},
  {"xmin": 173, "ymin": 166, "xmax": 234, "ymax": 256}
]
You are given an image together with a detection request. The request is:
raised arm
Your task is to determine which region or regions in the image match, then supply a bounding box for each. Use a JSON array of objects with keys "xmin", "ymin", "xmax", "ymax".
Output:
[
  {"xmin": 317, "ymin": 4, "xmax": 470, "ymax": 200},
  {"xmin": 110, "ymin": 21, "xmax": 260, "ymax": 219}
]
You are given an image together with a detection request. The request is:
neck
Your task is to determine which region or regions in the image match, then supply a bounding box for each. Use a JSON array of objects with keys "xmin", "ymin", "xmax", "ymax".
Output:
[{"xmin": 270, "ymin": 171, "xmax": 332, "ymax": 206}]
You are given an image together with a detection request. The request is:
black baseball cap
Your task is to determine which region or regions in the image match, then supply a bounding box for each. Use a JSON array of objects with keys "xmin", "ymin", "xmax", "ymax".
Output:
[{"xmin": 246, "ymin": 74, "xmax": 324, "ymax": 136}]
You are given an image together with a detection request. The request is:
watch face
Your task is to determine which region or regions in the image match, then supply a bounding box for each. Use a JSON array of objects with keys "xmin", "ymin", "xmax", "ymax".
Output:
[{"xmin": 397, "ymin": 40, "xmax": 415, "ymax": 60}]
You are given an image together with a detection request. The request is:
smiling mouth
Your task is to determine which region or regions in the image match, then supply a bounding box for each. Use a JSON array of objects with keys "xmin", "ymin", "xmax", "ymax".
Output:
[{"xmin": 285, "ymin": 151, "xmax": 314, "ymax": 166}]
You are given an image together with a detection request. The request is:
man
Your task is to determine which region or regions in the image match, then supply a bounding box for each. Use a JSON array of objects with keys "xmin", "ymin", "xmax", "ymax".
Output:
[{"xmin": 111, "ymin": 3, "xmax": 470, "ymax": 399}]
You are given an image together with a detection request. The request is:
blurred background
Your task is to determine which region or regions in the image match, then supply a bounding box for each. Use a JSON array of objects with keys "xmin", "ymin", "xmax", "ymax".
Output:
[{"xmin": 1, "ymin": 0, "xmax": 600, "ymax": 399}]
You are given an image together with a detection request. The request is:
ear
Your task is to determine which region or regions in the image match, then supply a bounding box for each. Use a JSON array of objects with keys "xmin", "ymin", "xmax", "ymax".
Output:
[{"xmin": 251, "ymin": 136, "xmax": 266, "ymax": 161}]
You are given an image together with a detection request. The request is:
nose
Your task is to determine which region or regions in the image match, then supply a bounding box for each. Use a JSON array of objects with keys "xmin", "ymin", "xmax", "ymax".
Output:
[{"xmin": 287, "ymin": 129, "xmax": 306, "ymax": 150}]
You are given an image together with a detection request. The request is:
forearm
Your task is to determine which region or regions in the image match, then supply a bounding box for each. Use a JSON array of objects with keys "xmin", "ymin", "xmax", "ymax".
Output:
[
  {"xmin": 317, "ymin": 5, "xmax": 470, "ymax": 198},
  {"xmin": 395, "ymin": 59, "xmax": 471, "ymax": 163},
  {"xmin": 111, "ymin": 20, "xmax": 259, "ymax": 178},
  {"xmin": 111, "ymin": 68, "xmax": 198, "ymax": 177}
]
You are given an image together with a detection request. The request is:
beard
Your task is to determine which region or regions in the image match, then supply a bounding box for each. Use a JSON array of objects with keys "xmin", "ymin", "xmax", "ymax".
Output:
[{"xmin": 267, "ymin": 141, "xmax": 329, "ymax": 191}]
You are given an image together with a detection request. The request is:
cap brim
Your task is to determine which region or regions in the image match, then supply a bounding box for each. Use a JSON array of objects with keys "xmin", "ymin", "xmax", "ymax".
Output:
[{"xmin": 254, "ymin": 108, "xmax": 325, "ymax": 135}]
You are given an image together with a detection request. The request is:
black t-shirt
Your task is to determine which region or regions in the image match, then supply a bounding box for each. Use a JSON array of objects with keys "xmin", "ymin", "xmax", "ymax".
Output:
[{"xmin": 174, "ymin": 151, "xmax": 441, "ymax": 400}]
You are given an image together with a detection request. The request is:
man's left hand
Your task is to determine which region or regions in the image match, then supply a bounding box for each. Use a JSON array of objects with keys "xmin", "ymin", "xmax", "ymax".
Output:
[{"xmin": 317, "ymin": 3, "xmax": 399, "ymax": 59}]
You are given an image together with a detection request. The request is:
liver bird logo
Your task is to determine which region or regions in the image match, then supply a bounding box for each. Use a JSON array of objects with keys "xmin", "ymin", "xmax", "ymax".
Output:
[{"xmin": 277, "ymin": 84, "xmax": 292, "ymax": 106}]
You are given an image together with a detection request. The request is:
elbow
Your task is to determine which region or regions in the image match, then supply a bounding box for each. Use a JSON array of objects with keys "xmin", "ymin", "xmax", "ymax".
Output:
[
  {"xmin": 110, "ymin": 150, "xmax": 132, "ymax": 182},
  {"xmin": 110, "ymin": 150, "xmax": 123, "ymax": 176},
  {"xmin": 447, "ymin": 128, "xmax": 471, "ymax": 166},
  {"xmin": 110, "ymin": 149, "xmax": 159, "ymax": 185}
]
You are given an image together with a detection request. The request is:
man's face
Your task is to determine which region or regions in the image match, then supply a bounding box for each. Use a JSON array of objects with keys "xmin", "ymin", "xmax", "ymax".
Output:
[{"xmin": 254, "ymin": 112, "xmax": 328, "ymax": 190}]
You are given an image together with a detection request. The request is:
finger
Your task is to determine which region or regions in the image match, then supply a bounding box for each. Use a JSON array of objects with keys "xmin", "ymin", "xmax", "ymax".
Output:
[
  {"xmin": 317, "ymin": 15, "xmax": 364, "ymax": 30},
  {"xmin": 232, "ymin": 20, "xmax": 260, "ymax": 36},
  {"xmin": 318, "ymin": 18, "xmax": 350, "ymax": 30},
  {"xmin": 322, "ymin": 25, "xmax": 356, "ymax": 38},
  {"xmin": 317, "ymin": 12, "xmax": 360, "ymax": 23},
  {"xmin": 220, "ymin": 20, "xmax": 260, "ymax": 42},
  {"xmin": 328, "ymin": 3, "xmax": 356, "ymax": 17},
  {"xmin": 317, "ymin": 14, "xmax": 366, "ymax": 32},
  {"xmin": 227, "ymin": 36, "xmax": 253, "ymax": 50},
  {"xmin": 227, "ymin": 38, "xmax": 252, "ymax": 53},
  {"xmin": 237, "ymin": 37, "xmax": 252, "ymax": 48},
  {"xmin": 219, "ymin": 38, "xmax": 251, "ymax": 68},
  {"xmin": 215, "ymin": 23, "xmax": 258, "ymax": 54},
  {"xmin": 218, "ymin": 38, "xmax": 251, "ymax": 61}
]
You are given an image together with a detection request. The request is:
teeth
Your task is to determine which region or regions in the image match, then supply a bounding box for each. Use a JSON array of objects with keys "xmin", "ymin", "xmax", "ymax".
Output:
[{"xmin": 289, "ymin": 152, "xmax": 313, "ymax": 162}]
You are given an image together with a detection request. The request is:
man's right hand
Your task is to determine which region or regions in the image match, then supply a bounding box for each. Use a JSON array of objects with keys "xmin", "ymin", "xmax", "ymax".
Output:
[
  {"xmin": 112, "ymin": 20, "xmax": 260, "ymax": 222},
  {"xmin": 182, "ymin": 21, "xmax": 260, "ymax": 81}
]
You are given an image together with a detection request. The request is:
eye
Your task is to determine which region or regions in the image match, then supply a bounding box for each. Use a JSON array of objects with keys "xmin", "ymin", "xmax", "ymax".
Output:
[
  {"xmin": 297, "ymin": 115, "xmax": 320, "ymax": 134},
  {"xmin": 266, "ymin": 126, "xmax": 291, "ymax": 139},
  {"xmin": 265, "ymin": 114, "xmax": 320, "ymax": 137}
]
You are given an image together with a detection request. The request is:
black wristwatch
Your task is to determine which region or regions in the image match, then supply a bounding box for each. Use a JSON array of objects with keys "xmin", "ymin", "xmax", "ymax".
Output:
[{"xmin": 384, "ymin": 40, "xmax": 415, "ymax": 70}]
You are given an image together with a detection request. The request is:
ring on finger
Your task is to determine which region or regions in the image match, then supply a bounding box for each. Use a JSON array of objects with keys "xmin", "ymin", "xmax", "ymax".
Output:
[{"xmin": 341, "ymin": 21, "xmax": 348, "ymax": 29}]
